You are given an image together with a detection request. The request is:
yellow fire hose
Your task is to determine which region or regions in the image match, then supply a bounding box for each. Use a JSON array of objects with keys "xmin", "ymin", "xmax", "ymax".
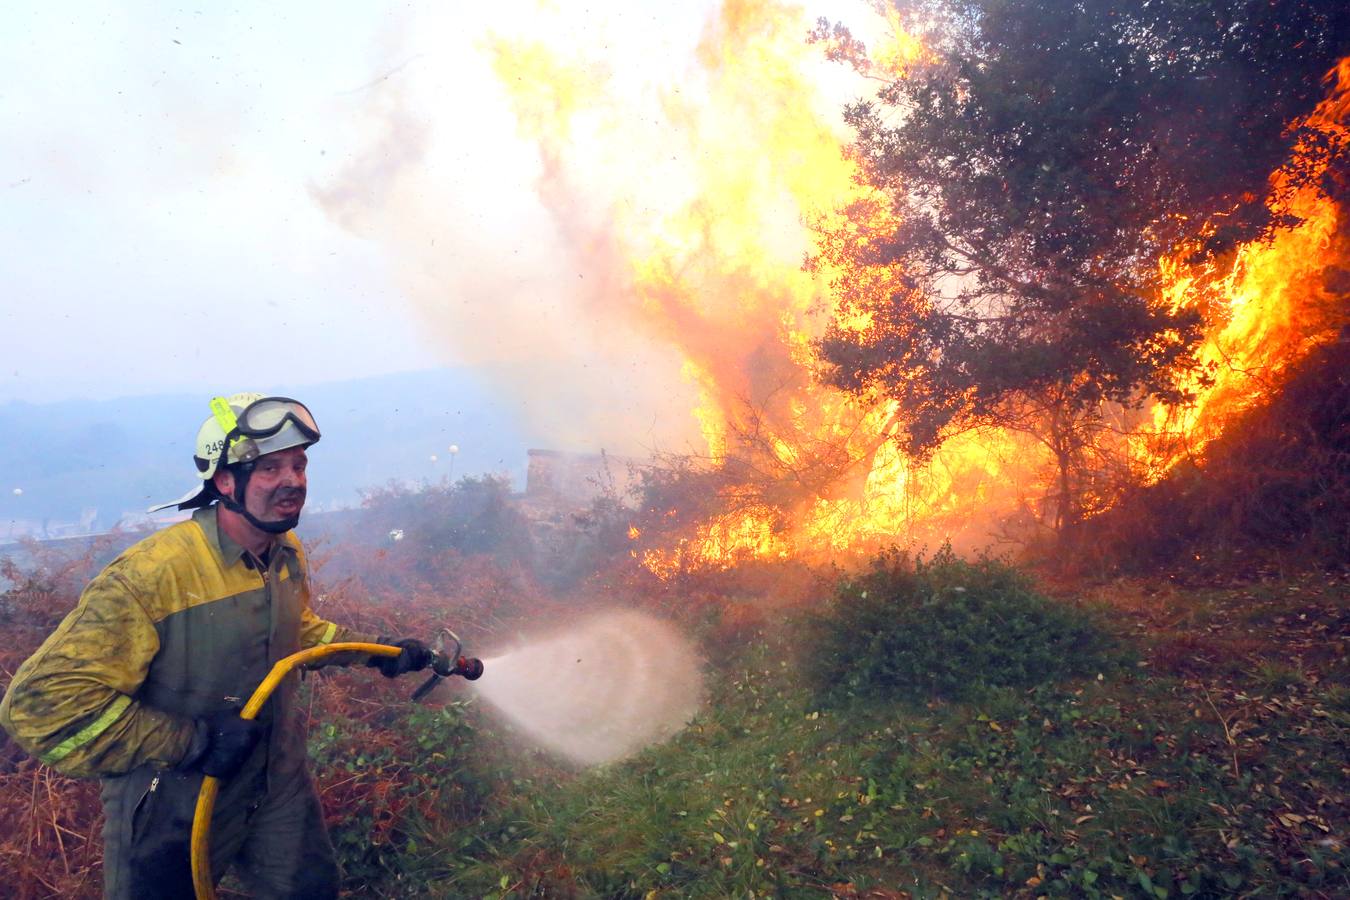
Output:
[{"xmin": 190, "ymin": 642, "xmax": 401, "ymax": 900}]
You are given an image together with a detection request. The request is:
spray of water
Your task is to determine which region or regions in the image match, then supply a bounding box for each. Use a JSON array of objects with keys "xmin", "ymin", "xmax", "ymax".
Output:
[{"xmin": 472, "ymin": 609, "xmax": 704, "ymax": 766}]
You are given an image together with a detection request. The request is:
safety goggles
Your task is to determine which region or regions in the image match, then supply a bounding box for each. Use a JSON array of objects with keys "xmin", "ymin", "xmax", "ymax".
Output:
[
  {"xmin": 235, "ymin": 397, "xmax": 320, "ymax": 442},
  {"xmin": 210, "ymin": 396, "xmax": 321, "ymax": 466}
]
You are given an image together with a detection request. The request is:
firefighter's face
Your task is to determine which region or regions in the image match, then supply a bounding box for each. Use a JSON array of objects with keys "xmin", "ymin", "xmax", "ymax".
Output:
[{"xmin": 216, "ymin": 446, "xmax": 308, "ymax": 523}]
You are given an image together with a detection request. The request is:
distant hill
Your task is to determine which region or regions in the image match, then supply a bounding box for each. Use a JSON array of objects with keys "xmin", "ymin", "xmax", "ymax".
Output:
[{"xmin": 0, "ymin": 369, "xmax": 537, "ymax": 538}]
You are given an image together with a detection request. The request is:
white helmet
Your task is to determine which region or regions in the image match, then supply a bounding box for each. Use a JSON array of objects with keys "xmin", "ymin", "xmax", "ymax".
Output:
[{"xmin": 149, "ymin": 393, "xmax": 321, "ymax": 512}]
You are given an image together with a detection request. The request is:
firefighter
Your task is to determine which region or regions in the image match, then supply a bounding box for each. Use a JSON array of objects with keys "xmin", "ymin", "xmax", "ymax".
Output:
[{"xmin": 0, "ymin": 393, "xmax": 433, "ymax": 899}]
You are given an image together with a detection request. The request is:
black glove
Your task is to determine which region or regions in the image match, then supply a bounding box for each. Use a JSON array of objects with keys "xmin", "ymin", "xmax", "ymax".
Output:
[
  {"xmin": 369, "ymin": 638, "xmax": 435, "ymax": 678},
  {"xmin": 180, "ymin": 709, "xmax": 264, "ymax": 779}
]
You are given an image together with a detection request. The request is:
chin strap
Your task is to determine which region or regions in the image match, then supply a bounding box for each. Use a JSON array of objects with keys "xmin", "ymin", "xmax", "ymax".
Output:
[
  {"xmin": 216, "ymin": 464, "xmax": 299, "ymax": 534},
  {"xmin": 243, "ymin": 507, "xmax": 300, "ymax": 534}
]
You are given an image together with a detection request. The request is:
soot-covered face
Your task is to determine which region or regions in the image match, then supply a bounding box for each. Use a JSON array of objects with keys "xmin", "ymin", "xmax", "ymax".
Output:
[
  {"xmin": 215, "ymin": 445, "xmax": 308, "ymax": 528},
  {"xmin": 243, "ymin": 446, "xmax": 308, "ymax": 523}
]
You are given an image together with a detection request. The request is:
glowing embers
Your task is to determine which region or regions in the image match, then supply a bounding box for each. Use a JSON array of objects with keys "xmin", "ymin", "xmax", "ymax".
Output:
[
  {"xmin": 642, "ymin": 489, "xmax": 792, "ymax": 578},
  {"xmin": 639, "ymin": 426, "xmax": 1039, "ymax": 579}
]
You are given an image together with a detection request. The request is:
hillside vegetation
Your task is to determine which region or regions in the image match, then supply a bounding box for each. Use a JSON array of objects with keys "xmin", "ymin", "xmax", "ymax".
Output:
[
  {"xmin": 2, "ymin": 513, "xmax": 1344, "ymax": 898},
  {"xmin": 389, "ymin": 561, "xmax": 1347, "ymax": 899}
]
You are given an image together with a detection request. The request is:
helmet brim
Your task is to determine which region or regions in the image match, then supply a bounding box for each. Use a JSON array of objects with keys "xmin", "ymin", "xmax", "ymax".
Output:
[{"xmin": 147, "ymin": 483, "xmax": 214, "ymax": 513}]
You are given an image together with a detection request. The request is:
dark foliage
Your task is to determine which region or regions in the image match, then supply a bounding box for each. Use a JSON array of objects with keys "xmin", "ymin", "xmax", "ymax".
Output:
[
  {"xmin": 1081, "ymin": 338, "xmax": 1350, "ymax": 572},
  {"xmin": 808, "ymin": 547, "xmax": 1120, "ymax": 702},
  {"xmin": 312, "ymin": 476, "xmax": 536, "ymax": 598},
  {"xmin": 355, "ymin": 476, "xmax": 534, "ymax": 562},
  {"xmin": 813, "ymin": 0, "xmax": 1350, "ymax": 514}
]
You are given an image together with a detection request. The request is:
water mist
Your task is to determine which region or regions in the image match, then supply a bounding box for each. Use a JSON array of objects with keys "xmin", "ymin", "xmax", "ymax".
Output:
[{"xmin": 471, "ymin": 609, "xmax": 704, "ymax": 766}]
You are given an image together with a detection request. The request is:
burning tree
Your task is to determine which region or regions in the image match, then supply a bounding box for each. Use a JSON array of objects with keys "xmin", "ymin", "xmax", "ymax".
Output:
[
  {"xmin": 814, "ymin": 0, "xmax": 1350, "ymax": 533},
  {"xmin": 331, "ymin": 0, "xmax": 1346, "ymax": 570}
]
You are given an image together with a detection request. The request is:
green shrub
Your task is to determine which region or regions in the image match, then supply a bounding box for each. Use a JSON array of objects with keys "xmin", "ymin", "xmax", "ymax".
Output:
[
  {"xmin": 808, "ymin": 547, "xmax": 1119, "ymax": 703},
  {"xmin": 307, "ymin": 699, "xmax": 497, "ymax": 890}
]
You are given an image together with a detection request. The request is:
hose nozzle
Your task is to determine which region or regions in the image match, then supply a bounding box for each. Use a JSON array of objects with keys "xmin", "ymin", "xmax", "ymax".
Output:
[
  {"xmin": 453, "ymin": 656, "xmax": 484, "ymax": 680},
  {"xmin": 411, "ymin": 636, "xmax": 485, "ymax": 700}
]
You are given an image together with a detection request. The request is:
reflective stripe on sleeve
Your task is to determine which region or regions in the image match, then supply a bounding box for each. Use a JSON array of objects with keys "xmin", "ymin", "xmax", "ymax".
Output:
[
  {"xmin": 40, "ymin": 694, "xmax": 133, "ymax": 765},
  {"xmin": 317, "ymin": 622, "xmax": 338, "ymax": 645}
]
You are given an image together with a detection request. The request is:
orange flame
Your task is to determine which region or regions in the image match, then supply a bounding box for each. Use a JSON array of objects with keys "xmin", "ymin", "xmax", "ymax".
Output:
[
  {"xmin": 1146, "ymin": 57, "xmax": 1350, "ymax": 474},
  {"xmin": 489, "ymin": 3, "xmax": 1348, "ymax": 574}
]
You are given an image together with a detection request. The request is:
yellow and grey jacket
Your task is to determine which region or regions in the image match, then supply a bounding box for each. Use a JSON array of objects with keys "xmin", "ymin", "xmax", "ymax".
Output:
[{"xmin": 0, "ymin": 505, "xmax": 373, "ymax": 780}]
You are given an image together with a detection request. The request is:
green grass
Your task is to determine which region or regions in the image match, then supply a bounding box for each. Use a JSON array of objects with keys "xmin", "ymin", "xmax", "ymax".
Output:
[{"xmin": 321, "ymin": 568, "xmax": 1349, "ymax": 898}]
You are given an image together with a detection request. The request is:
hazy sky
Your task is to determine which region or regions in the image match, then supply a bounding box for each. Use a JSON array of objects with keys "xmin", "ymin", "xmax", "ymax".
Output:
[
  {"xmin": 1, "ymin": 2, "xmax": 696, "ymax": 390},
  {"xmin": 1, "ymin": 0, "xmax": 867, "ymax": 455}
]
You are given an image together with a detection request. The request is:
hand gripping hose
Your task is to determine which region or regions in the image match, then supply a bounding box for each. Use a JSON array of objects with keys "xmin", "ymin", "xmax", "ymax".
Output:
[{"xmin": 190, "ymin": 642, "xmax": 400, "ymax": 900}]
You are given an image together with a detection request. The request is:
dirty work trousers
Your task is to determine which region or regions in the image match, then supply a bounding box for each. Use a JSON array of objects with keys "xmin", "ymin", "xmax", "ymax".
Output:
[{"xmin": 101, "ymin": 763, "xmax": 339, "ymax": 899}]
